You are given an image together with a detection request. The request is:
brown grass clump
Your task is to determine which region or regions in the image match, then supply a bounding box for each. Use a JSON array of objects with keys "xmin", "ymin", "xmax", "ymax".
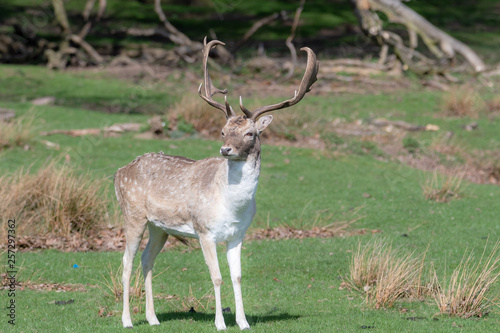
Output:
[
  {"xmin": 168, "ymin": 285, "xmax": 215, "ymax": 313},
  {"xmin": 262, "ymin": 104, "xmax": 318, "ymax": 141},
  {"xmin": 0, "ymin": 160, "xmax": 111, "ymax": 238},
  {"xmin": 346, "ymin": 238, "xmax": 427, "ymax": 309},
  {"xmin": 97, "ymin": 263, "xmax": 144, "ymax": 302},
  {"xmin": 421, "ymin": 171, "xmax": 464, "ymax": 203},
  {"xmin": 97, "ymin": 262, "xmax": 150, "ymax": 316},
  {"xmin": 166, "ymin": 94, "xmax": 318, "ymax": 142},
  {"xmin": 0, "ymin": 114, "xmax": 36, "ymax": 150},
  {"xmin": 441, "ymin": 86, "xmax": 482, "ymax": 118},
  {"xmin": 1, "ymin": 251, "xmax": 44, "ymax": 288},
  {"xmin": 167, "ymin": 95, "xmax": 226, "ymax": 137},
  {"xmin": 432, "ymin": 240, "xmax": 500, "ymax": 318},
  {"xmin": 486, "ymin": 95, "xmax": 500, "ymax": 113}
]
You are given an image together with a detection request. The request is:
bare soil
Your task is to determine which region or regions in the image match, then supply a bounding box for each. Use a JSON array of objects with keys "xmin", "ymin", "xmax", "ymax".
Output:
[{"xmin": 10, "ymin": 224, "xmax": 382, "ymax": 252}]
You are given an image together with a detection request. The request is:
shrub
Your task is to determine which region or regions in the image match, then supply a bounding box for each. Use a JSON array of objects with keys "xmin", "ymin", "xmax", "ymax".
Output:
[{"xmin": 403, "ymin": 136, "xmax": 420, "ymax": 154}]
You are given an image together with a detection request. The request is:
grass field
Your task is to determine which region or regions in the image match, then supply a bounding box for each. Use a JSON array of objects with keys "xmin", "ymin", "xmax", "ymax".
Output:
[
  {"xmin": 1, "ymin": 61, "xmax": 499, "ymax": 331},
  {"xmin": 1, "ymin": 1, "xmax": 500, "ymax": 331}
]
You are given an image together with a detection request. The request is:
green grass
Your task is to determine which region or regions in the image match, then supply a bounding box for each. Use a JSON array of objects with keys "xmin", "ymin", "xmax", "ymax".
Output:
[
  {"xmin": 1, "ymin": 42, "xmax": 500, "ymax": 331},
  {"xmin": 1, "ymin": 1, "xmax": 500, "ymax": 330},
  {"xmin": 0, "ymin": 65, "xmax": 180, "ymax": 114},
  {"xmin": 4, "ymin": 238, "xmax": 500, "ymax": 332}
]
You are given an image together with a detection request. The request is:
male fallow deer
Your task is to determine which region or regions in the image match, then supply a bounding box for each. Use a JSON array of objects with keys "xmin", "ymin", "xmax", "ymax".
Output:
[{"xmin": 114, "ymin": 38, "xmax": 318, "ymax": 330}]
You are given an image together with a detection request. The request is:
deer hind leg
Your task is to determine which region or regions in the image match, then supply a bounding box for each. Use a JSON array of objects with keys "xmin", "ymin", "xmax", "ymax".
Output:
[
  {"xmin": 199, "ymin": 236, "xmax": 226, "ymax": 331},
  {"xmin": 122, "ymin": 218, "xmax": 147, "ymax": 328},
  {"xmin": 227, "ymin": 239, "xmax": 250, "ymax": 330},
  {"xmin": 141, "ymin": 223, "xmax": 169, "ymax": 326}
]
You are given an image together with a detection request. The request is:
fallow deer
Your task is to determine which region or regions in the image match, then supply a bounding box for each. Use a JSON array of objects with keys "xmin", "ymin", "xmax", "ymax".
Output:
[{"xmin": 114, "ymin": 38, "xmax": 318, "ymax": 330}]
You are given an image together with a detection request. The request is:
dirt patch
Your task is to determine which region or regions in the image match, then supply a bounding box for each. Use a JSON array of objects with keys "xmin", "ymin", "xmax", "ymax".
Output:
[
  {"xmin": 0, "ymin": 272, "xmax": 93, "ymax": 292},
  {"xmin": 13, "ymin": 226, "xmax": 146, "ymax": 252},
  {"xmin": 247, "ymin": 226, "xmax": 382, "ymax": 241},
  {"xmin": 9, "ymin": 224, "xmax": 381, "ymax": 252},
  {"xmin": 323, "ymin": 117, "xmax": 500, "ymax": 186}
]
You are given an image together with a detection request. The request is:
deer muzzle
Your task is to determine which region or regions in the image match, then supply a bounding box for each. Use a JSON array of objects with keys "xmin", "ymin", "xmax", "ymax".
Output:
[{"xmin": 220, "ymin": 147, "xmax": 233, "ymax": 156}]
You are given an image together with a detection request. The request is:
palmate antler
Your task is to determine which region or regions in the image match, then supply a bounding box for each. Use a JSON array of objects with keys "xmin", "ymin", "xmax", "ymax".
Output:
[{"xmin": 198, "ymin": 37, "xmax": 319, "ymax": 120}]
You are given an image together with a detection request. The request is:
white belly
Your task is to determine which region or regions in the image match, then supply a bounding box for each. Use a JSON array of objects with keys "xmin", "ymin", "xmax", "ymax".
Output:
[{"xmin": 148, "ymin": 219, "xmax": 198, "ymax": 239}]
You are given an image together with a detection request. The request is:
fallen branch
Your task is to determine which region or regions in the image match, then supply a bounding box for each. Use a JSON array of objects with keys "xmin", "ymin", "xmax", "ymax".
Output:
[
  {"xmin": 40, "ymin": 123, "xmax": 142, "ymax": 137},
  {"xmin": 284, "ymin": 0, "xmax": 305, "ymax": 79},
  {"xmin": 352, "ymin": 0, "xmax": 486, "ymax": 74},
  {"xmin": 70, "ymin": 34, "xmax": 104, "ymax": 64}
]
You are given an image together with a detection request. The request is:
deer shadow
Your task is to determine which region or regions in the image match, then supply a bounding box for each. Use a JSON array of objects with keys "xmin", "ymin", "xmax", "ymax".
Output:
[{"xmin": 133, "ymin": 311, "xmax": 300, "ymax": 327}]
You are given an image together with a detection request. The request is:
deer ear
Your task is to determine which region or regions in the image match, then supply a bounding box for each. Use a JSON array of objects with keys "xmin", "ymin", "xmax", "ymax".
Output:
[{"xmin": 256, "ymin": 115, "xmax": 273, "ymax": 134}]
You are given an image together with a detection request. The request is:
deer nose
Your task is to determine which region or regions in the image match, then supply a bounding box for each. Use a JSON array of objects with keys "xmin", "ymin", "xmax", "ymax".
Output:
[{"xmin": 220, "ymin": 147, "xmax": 232, "ymax": 156}]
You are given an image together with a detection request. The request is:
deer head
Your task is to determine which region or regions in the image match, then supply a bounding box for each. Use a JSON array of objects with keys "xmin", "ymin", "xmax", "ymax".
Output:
[{"xmin": 198, "ymin": 37, "xmax": 319, "ymax": 161}]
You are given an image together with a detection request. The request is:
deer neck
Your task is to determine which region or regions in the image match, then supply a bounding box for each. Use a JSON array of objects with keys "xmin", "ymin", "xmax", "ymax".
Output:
[{"xmin": 224, "ymin": 139, "xmax": 261, "ymax": 201}]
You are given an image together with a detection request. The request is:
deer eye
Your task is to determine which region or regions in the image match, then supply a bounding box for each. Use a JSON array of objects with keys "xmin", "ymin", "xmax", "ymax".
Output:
[
  {"xmin": 221, "ymin": 131, "xmax": 225, "ymax": 137},
  {"xmin": 245, "ymin": 132, "xmax": 254, "ymax": 137}
]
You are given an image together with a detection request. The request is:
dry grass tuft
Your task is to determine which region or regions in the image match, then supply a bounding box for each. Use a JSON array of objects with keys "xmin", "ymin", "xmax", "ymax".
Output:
[
  {"xmin": 97, "ymin": 263, "xmax": 144, "ymax": 302},
  {"xmin": 0, "ymin": 160, "xmax": 111, "ymax": 238},
  {"xmin": 346, "ymin": 238, "xmax": 427, "ymax": 309},
  {"xmin": 166, "ymin": 95, "xmax": 226, "ymax": 137},
  {"xmin": 1, "ymin": 251, "xmax": 44, "ymax": 288},
  {"xmin": 0, "ymin": 113, "xmax": 36, "ymax": 150},
  {"xmin": 168, "ymin": 285, "xmax": 215, "ymax": 312},
  {"xmin": 166, "ymin": 94, "xmax": 318, "ymax": 142},
  {"xmin": 421, "ymin": 171, "xmax": 465, "ymax": 203},
  {"xmin": 432, "ymin": 240, "xmax": 500, "ymax": 318},
  {"xmin": 441, "ymin": 86, "xmax": 483, "ymax": 118},
  {"xmin": 486, "ymin": 95, "xmax": 500, "ymax": 113},
  {"xmin": 262, "ymin": 104, "xmax": 318, "ymax": 141}
]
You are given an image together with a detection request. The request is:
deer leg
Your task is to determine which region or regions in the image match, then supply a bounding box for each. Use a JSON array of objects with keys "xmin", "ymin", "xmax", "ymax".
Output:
[
  {"xmin": 227, "ymin": 239, "xmax": 250, "ymax": 330},
  {"xmin": 141, "ymin": 224, "xmax": 169, "ymax": 325},
  {"xmin": 199, "ymin": 236, "xmax": 226, "ymax": 331},
  {"xmin": 122, "ymin": 220, "xmax": 147, "ymax": 328}
]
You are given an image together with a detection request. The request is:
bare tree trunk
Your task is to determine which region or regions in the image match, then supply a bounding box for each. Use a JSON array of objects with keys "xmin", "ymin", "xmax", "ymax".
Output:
[{"xmin": 352, "ymin": 0, "xmax": 486, "ymax": 74}]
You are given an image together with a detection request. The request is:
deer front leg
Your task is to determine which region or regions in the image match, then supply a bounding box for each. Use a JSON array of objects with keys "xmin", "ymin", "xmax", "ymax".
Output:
[
  {"xmin": 199, "ymin": 236, "xmax": 226, "ymax": 330},
  {"xmin": 227, "ymin": 239, "xmax": 250, "ymax": 330}
]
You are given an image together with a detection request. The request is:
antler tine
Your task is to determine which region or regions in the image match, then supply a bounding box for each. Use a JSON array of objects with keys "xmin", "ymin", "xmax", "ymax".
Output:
[
  {"xmin": 239, "ymin": 96, "xmax": 253, "ymax": 118},
  {"xmin": 245, "ymin": 47, "xmax": 319, "ymax": 121},
  {"xmin": 198, "ymin": 37, "xmax": 235, "ymax": 118}
]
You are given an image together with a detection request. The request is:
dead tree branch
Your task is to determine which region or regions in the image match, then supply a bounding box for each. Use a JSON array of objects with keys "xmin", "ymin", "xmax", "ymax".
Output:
[
  {"xmin": 153, "ymin": 0, "xmax": 231, "ymax": 64},
  {"xmin": 285, "ymin": 0, "xmax": 305, "ymax": 79},
  {"xmin": 352, "ymin": 0, "xmax": 486, "ymax": 74},
  {"xmin": 51, "ymin": 0, "xmax": 71, "ymax": 36},
  {"xmin": 233, "ymin": 11, "xmax": 288, "ymax": 53},
  {"xmin": 48, "ymin": 0, "xmax": 106, "ymax": 68}
]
